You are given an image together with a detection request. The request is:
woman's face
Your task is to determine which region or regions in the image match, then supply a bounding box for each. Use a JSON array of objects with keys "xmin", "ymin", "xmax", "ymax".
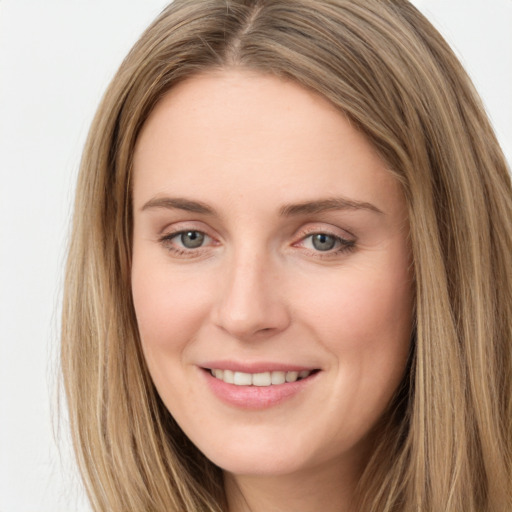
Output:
[{"xmin": 131, "ymin": 70, "xmax": 413, "ymax": 479}]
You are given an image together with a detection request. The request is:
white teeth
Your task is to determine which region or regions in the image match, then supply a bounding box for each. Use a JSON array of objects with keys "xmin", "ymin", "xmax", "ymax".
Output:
[
  {"xmin": 210, "ymin": 369, "xmax": 313, "ymax": 386},
  {"xmin": 252, "ymin": 372, "xmax": 272, "ymax": 386},
  {"xmin": 271, "ymin": 371, "xmax": 286, "ymax": 385},
  {"xmin": 233, "ymin": 371, "xmax": 252, "ymax": 386},
  {"xmin": 285, "ymin": 371, "xmax": 299, "ymax": 383}
]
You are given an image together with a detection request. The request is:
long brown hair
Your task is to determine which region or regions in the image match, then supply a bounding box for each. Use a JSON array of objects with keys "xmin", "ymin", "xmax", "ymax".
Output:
[{"xmin": 62, "ymin": 1, "xmax": 512, "ymax": 510}]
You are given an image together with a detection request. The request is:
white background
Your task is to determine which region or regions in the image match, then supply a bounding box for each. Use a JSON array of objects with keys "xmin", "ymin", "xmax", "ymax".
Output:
[{"xmin": 0, "ymin": 1, "xmax": 510, "ymax": 511}]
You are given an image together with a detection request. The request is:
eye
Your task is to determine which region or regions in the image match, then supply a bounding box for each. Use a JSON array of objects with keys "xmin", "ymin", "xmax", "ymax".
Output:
[
  {"xmin": 310, "ymin": 233, "xmax": 337, "ymax": 251},
  {"xmin": 176, "ymin": 230, "xmax": 207, "ymax": 249},
  {"xmin": 160, "ymin": 229, "xmax": 214, "ymax": 253},
  {"xmin": 298, "ymin": 231, "xmax": 355, "ymax": 255}
]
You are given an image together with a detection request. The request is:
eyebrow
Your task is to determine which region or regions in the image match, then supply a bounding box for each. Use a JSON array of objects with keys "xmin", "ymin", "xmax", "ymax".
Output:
[
  {"xmin": 279, "ymin": 198, "xmax": 383, "ymax": 216},
  {"xmin": 140, "ymin": 196, "xmax": 383, "ymax": 216},
  {"xmin": 141, "ymin": 197, "xmax": 216, "ymax": 215}
]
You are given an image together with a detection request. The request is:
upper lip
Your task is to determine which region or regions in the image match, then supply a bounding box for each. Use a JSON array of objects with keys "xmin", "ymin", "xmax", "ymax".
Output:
[{"xmin": 200, "ymin": 360, "xmax": 319, "ymax": 373}]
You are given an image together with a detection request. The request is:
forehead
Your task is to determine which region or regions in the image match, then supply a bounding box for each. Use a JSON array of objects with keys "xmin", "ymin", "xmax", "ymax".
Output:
[{"xmin": 132, "ymin": 69, "xmax": 404, "ymax": 217}]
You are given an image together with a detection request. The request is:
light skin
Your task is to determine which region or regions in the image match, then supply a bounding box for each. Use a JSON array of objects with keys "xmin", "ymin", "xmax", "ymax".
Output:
[{"xmin": 131, "ymin": 69, "xmax": 413, "ymax": 512}]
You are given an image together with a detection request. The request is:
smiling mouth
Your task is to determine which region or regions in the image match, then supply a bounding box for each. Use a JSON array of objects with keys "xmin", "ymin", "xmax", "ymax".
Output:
[{"xmin": 207, "ymin": 368, "xmax": 319, "ymax": 387}]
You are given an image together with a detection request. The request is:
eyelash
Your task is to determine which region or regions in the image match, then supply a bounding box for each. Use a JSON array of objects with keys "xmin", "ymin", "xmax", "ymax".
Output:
[
  {"xmin": 159, "ymin": 229, "xmax": 356, "ymax": 259},
  {"xmin": 295, "ymin": 231, "xmax": 356, "ymax": 258},
  {"xmin": 159, "ymin": 230, "xmax": 215, "ymax": 257}
]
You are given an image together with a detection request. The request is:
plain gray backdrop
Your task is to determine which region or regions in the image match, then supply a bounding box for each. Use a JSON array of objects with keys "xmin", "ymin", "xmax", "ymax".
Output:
[{"xmin": 0, "ymin": 1, "xmax": 511, "ymax": 511}]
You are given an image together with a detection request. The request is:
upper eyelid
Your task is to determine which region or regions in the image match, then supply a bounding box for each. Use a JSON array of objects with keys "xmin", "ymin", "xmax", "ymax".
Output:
[
  {"xmin": 160, "ymin": 228, "xmax": 214, "ymax": 244},
  {"xmin": 159, "ymin": 230, "xmax": 216, "ymax": 256},
  {"xmin": 294, "ymin": 233, "xmax": 355, "ymax": 251},
  {"xmin": 158, "ymin": 221, "xmax": 216, "ymax": 238},
  {"xmin": 293, "ymin": 223, "xmax": 356, "ymax": 241},
  {"xmin": 157, "ymin": 222, "xmax": 356, "ymax": 244}
]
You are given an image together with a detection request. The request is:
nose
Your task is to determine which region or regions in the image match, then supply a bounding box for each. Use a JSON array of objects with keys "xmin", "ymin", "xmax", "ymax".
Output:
[{"xmin": 212, "ymin": 249, "xmax": 291, "ymax": 341}]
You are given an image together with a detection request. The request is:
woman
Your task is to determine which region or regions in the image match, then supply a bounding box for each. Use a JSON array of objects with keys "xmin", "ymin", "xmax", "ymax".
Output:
[{"xmin": 61, "ymin": 0, "xmax": 512, "ymax": 510}]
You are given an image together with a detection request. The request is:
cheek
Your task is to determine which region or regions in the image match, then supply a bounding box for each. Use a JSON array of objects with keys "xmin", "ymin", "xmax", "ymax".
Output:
[
  {"xmin": 131, "ymin": 259, "xmax": 214, "ymax": 415},
  {"xmin": 305, "ymin": 270, "xmax": 412, "ymax": 435},
  {"xmin": 296, "ymin": 255, "xmax": 413, "ymax": 405},
  {"xmin": 300, "ymin": 265, "xmax": 412, "ymax": 348},
  {"xmin": 131, "ymin": 258, "xmax": 211, "ymax": 354}
]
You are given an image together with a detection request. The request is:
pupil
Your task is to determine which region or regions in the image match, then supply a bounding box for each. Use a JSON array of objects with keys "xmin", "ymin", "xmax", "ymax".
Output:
[
  {"xmin": 181, "ymin": 231, "xmax": 204, "ymax": 249},
  {"xmin": 312, "ymin": 233, "xmax": 335, "ymax": 251}
]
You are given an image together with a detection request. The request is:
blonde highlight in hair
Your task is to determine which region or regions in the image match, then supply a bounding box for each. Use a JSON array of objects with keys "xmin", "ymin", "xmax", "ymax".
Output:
[{"xmin": 62, "ymin": 1, "xmax": 512, "ymax": 510}]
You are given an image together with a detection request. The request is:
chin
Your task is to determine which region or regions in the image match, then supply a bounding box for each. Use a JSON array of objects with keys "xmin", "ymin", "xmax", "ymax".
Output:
[
  {"xmin": 192, "ymin": 430, "xmax": 329, "ymax": 478},
  {"xmin": 213, "ymin": 452, "xmax": 309, "ymax": 477}
]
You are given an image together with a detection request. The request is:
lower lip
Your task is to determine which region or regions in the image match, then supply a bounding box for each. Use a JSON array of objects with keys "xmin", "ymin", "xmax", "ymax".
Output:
[{"xmin": 201, "ymin": 369, "xmax": 319, "ymax": 409}]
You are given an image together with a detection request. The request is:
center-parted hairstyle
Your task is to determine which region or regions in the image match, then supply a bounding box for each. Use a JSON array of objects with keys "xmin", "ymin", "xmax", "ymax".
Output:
[{"xmin": 61, "ymin": 1, "xmax": 512, "ymax": 510}]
